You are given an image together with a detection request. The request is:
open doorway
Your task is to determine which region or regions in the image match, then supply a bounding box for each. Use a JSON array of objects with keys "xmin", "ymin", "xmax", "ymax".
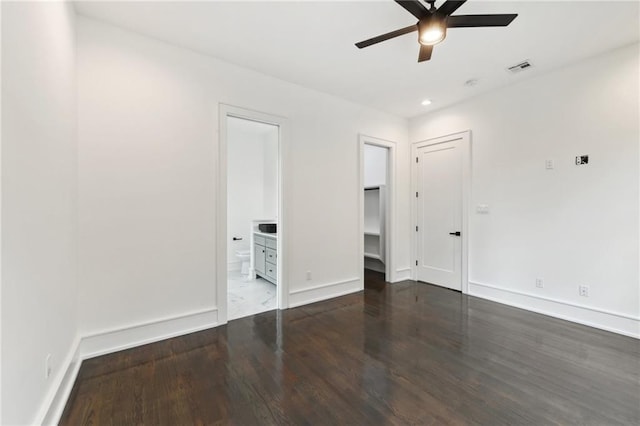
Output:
[
  {"xmin": 360, "ymin": 135, "xmax": 396, "ymax": 284},
  {"xmin": 226, "ymin": 117, "xmax": 278, "ymax": 320},
  {"xmin": 218, "ymin": 105, "xmax": 288, "ymax": 323}
]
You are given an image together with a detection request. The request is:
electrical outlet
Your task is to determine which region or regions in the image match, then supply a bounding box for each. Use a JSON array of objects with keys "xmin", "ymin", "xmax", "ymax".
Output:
[
  {"xmin": 306, "ymin": 271, "xmax": 312, "ymax": 281},
  {"xmin": 45, "ymin": 354, "xmax": 52, "ymax": 380},
  {"xmin": 545, "ymin": 159, "xmax": 554, "ymax": 170},
  {"xmin": 535, "ymin": 278, "xmax": 544, "ymax": 288},
  {"xmin": 579, "ymin": 285, "xmax": 589, "ymax": 297}
]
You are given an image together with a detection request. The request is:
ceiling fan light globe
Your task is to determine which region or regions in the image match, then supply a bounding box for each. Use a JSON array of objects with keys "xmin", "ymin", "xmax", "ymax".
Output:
[
  {"xmin": 420, "ymin": 29, "xmax": 445, "ymax": 45},
  {"xmin": 418, "ymin": 17, "xmax": 447, "ymax": 46}
]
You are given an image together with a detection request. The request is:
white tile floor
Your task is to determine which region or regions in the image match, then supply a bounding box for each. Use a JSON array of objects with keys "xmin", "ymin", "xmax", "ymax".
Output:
[{"xmin": 227, "ymin": 270, "xmax": 277, "ymax": 320}]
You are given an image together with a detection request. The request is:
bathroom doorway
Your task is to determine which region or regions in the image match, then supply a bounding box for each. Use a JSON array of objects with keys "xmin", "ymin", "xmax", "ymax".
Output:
[{"xmin": 218, "ymin": 105, "xmax": 287, "ymax": 323}]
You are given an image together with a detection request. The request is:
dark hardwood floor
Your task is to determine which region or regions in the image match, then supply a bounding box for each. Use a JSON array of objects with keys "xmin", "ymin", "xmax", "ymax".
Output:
[{"xmin": 60, "ymin": 270, "xmax": 640, "ymax": 425}]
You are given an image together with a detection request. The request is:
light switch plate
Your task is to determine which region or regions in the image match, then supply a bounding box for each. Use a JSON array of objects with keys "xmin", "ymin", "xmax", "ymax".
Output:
[{"xmin": 476, "ymin": 204, "xmax": 489, "ymax": 214}]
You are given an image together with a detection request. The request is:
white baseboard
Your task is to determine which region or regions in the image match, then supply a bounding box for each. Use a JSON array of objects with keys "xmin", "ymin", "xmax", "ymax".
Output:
[
  {"xmin": 469, "ymin": 281, "xmax": 640, "ymax": 338},
  {"xmin": 38, "ymin": 307, "xmax": 219, "ymax": 425},
  {"xmin": 80, "ymin": 307, "xmax": 219, "ymax": 359},
  {"xmin": 393, "ymin": 267, "xmax": 412, "ymax": 282},
  {"xmin": 288, "ymin": 277, "xmax": 362, "ymax": 308},
  {"xmin": 37, "ymin": 336, "xmax": 82, "ymax": 426}
]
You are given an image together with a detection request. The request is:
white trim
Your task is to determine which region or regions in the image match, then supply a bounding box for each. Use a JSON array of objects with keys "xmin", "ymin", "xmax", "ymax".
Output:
[
  {"xmin": 80, "ymin": 308, "xmax": 218, "ymax": 359},
  {"xmin": 411, "ymin": 131, "xmax": 471, "ymax": 294},
  {"xmin": 470, "ymin": 281, "xmax": 640, "ymax": 321},
  {"xmin": 0, "ymin": 3, "xmax": 4, "ymax": 422},
  {"xmin": 218, "ymin": 105, "xmax": 289, "ymax": 324},
  {"xmin": 289, "ymin": 277, "xmax": 361, "ymax": 295},
  {"xmin": 38, "ymin": 308, "xmax": 219, "ymax": 425},
  {"xmin": 288, "ymin": 278, "xmax": 361, "ymax": 308},
  {"xmin": 37, "ymin": 336, "xmax": 82, "ymax": 426},
  {"xmin": 469, "ymin": 281, "xmax": 640, "ymax": 338},
  {"xmin": 394, "ymin": 268, "xmax": 412, "ymax": 282},
  {"xmin": 359, "ymin": 135, "xmax": 397, "ymax": 285}
]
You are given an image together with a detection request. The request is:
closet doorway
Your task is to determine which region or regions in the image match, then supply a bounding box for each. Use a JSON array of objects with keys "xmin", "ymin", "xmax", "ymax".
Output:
[{"xmin": 359, "ymin": 135, "xmax": 396, "ymax": 284}]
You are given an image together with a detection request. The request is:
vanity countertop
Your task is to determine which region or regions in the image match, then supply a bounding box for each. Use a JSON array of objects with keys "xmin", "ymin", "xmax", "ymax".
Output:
[{"xmin": 254, "ymin": 231, "xmax": 277, "ymax": 239}]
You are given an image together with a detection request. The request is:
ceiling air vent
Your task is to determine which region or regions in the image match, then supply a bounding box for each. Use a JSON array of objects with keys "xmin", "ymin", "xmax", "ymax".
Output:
[{"xmin": 506, "ymin": 60, "xmax": 533, "ymax": 74}]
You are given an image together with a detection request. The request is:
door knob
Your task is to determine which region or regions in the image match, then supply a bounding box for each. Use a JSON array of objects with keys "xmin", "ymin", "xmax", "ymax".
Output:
[{"xmin": 449, "ymin": 231, "xmax": 461, "ymax": 236}]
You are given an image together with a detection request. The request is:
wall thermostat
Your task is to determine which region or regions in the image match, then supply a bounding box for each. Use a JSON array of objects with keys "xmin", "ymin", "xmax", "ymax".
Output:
[{"xmin": 575, "ymin": 155, "xmax": 589, "ymax": 165}]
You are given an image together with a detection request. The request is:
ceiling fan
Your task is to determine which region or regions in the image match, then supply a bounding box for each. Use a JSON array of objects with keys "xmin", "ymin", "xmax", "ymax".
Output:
[{"xmin": 355, "ymin": 0, "xmax": 518, "ymax": 62}]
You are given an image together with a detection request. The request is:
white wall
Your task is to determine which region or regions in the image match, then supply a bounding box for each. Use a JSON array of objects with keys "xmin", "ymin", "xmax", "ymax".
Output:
[
  {"xmin": 263, "ymin": 129, "xmax": 278, "ymax": 220},
  {"xmin": 364, "ymin": 144, "xmax": 388, "ymax": 188},
  {"xmin": 227, "ymin": 117, "xmax": 278, "ymax": 267},
  {"xmin": 77, "ymin": 16, "xmax": 409, "ymax": 334},
  {"xmin": 410, "ymin": 44, "xmax": 640, "ymax": 337},
  {"xmin": 1, "ymin": 2, "xmax": 78, "ymax": 424}
]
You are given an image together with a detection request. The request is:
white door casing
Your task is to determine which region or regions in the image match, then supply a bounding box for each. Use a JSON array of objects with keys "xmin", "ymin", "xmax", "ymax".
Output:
[
  {"xmin": 359, "ymin": 135, "xmax": 396, "ymax": 284},
  {"xmin": 217, "ymin": 104, "xmax": 289, "ymax": 324},
  {"xmin": 412, "ymin": 131, "xmax": 470, "ymax": 293}
]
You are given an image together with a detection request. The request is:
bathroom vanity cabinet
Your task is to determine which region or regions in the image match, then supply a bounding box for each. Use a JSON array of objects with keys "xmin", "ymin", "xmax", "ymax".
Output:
[{"xmin": 254, "ymin": 233, "xmax": 277, "ymax": 285}]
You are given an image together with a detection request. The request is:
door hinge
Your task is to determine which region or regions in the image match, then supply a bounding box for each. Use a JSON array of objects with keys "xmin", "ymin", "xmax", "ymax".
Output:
[
  {"xmin": 415, "ymin": 191, "xmax": 419, "ymax": 198},
  {"xmin": 416, "ymin": 156, "xmax": 419, "ymax": 163},
  {"xmin": 415, "ymin": 225, "xmax": 418, "ymax": 232},
  {"xmin": 415, "ymin": 260, "xmax": 418, "ymax": 266}
]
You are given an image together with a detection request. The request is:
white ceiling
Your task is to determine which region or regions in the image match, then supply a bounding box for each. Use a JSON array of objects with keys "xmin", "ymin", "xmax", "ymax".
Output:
[{"xmin": 74, "ymin": 1, "xmax": 640, "ymax": 118}]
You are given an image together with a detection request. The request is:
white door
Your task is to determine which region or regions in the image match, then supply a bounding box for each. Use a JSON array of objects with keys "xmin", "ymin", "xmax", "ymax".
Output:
[{"xmin": 416, "ymin": 139, "xmax": 462, "ymax": 291}]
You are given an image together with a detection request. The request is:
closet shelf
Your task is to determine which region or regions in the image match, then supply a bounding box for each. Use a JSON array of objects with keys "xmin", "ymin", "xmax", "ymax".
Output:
[{"xmin": 363, "ymin": 184, "xmax": 386, "ymax": 266}]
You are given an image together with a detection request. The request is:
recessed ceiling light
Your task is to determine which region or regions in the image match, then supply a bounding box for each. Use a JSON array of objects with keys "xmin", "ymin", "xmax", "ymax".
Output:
[{"xmin": 421, "ymin": 99, "xmax": 432, "ymax": 106}]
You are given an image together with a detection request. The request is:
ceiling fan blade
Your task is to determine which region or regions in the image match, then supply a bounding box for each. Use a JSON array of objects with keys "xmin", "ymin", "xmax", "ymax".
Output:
[
  {"xmin": 418, "ymin": 44, "xmax": 433, "ymax": 62},
  {"xmin": 437, "ymin": 0, "xmax": 467, "ymax": 17},
  {"xmin": 394, "ymin": 0, "xmax": 429, "ymax": 19},
  {"xmin": 355, "ymin": 24, "xmax": 418, "ymax": 49},
  {"xmin": 447, "ymin": 14, "xmax": 518, "ymax": 28}
]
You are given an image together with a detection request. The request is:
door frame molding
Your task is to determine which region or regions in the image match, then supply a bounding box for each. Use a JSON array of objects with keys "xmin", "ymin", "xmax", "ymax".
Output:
[
  {"xmin": 411, "ymin": 131, "xmax": 471, "ymax": 294},
  {"xmin": 359, "ymin": 134, "xmax": 396, "ymax": 284},
  {"xmin": 217, "ymin": 104, "xmax": 290, "ymax": 324}
]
